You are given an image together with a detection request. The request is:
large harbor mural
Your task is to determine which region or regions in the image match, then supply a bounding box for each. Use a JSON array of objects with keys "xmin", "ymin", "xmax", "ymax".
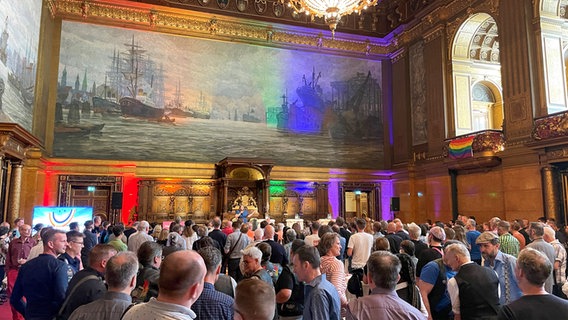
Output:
[
  {"xmin": 54, "ymin": 21, "xmax": 384, "ymax": 169},
  {"xmin": 0, "ymin": 1, "xmax": 41, "ymax": 131}
]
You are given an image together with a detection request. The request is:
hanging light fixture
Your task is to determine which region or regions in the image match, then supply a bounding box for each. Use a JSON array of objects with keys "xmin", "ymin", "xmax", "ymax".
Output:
[{"xmin": 286, "ymin": 0, "xmax": 379, "ymax": 37}]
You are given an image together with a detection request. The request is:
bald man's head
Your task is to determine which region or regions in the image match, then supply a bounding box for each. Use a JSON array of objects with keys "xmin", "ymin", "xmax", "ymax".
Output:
[
  {"xmin": 159, "ymin": 250, "xmax": 206, "ymax": 298},
  {"xmin": 264, "ymin": 224, "xmax": 275, "ymax": 239}
]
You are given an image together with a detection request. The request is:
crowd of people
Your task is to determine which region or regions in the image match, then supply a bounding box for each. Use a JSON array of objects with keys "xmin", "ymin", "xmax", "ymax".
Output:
[{"xmin": 0, "ymin": 214, "xmax": 568, "ymax": 320}]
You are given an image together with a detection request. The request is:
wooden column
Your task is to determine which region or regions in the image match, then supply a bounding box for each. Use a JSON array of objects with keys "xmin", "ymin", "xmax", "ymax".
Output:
[
  {"xmin": 7, "ymin": 162, "xmax": 23, "ymax": 224},
  {"xmin": 541, "ymin": 166, "xmax": 561, "ymax": 222}
]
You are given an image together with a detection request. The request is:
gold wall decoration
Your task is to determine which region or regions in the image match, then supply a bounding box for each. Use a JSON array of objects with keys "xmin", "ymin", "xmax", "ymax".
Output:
[{"xmin": 46, "ymin": 0, "xmax": 390, "ymax": 57}]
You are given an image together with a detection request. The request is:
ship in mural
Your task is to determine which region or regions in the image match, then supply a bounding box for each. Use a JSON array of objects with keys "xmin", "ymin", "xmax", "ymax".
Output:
[
  {"xmin": 0, "ymin": 17, "xmax": 8, "ymax": 64},
  {"xmin": 92, "ymin": 96, "xmax": 121, "ymax": 117},
  {"xmin": 166, "ymin": 80, "xmax": 192, "ymax": 118},
  {"xmin": 118, "ymin": 36, "xmax": 165, "ymax": 121},
  {"xmin": 54, "ymin": 101, "xmax": 105, "ymax": 138},
  {"xmin": 165, "ymin": 82, "xmax": 211, "ymax": 120},
  {"xmin": 187, "ymin": 91, "xmax": 211, "ymax": 119},
  {"xmin": 6, "ymin": 37, "xmax": 35, "ymax": 109},
  {"xmin": 242, "ymin": 107, "xmax": 261, "ymax": 123},
  {"xmin": 276, "ymin": 68, "xmax": 382, "ymax": 140}
]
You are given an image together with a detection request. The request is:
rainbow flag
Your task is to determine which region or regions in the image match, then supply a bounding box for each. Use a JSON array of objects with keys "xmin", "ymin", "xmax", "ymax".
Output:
[{"xmin": 448, "ymin": 136, "xmax": 474, "ymax": 159}]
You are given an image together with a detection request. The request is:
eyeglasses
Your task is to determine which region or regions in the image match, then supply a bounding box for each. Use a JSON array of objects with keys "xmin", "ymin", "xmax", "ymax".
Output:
[{"xmin": 72, "ymin": 240, "xmax": 84, "ymax": 245}]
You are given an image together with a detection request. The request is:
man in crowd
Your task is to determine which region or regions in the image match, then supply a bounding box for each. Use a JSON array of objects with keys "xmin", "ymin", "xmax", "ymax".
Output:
[
  {"xmin": 233, "ymin": 278, "xmax": 275, "ymax": 320},
  {"xmin": 10, "ymin": 229, "xmax": 69, "ymax": 319},
  {"xmin": 225, "ymin": 220, "xmax": 249, "ymax": 282},
  {"xmin": 543, "ymin": 226, "xmax": 567, "ymax": 298},
  {"xmin": 498, "ymin": 248, "xmax": 568, "ymax": 319},
  {"xmin": 394, "ymin": 219, "xmax": 410, "ymax": 241},
  {"xmin": 304, "ymin": 221, "xmax": 320, "ymax": 246},
  {"xmin": 240, "ymin": 246, "xmax": 274, "ymax": 286},
  {"xmin": 408, "ymin": 222, "xmax": 428, "ymax": 259},
  {"xmin": 6, "ymin": 223, "xmax": 36, "ymax": 320},
  {"xmin": 69, "ymin": 222, "xmax": 80, "ymax": 232},
  {"xmin": 526, "ymin": 222, "xmax": 556, "ymax": 293},
  {"xmin": 133, "ymin": 240, "xmax": 162, "ymax": 302},
  {"xmin": 93, "ymin": 216, "xmax": 102, "ymax": 237},
  {"xmin": 335, "ymin": 217, "xmax": 351, "ymax": 245},
  {"xmin": 476, "ymin": 231, "xmax": 522, "ymax": 305},
  {"xmin": 510, "ymin": 221, "xmax": 526, "ymax": 250},
  {"xmin": 59, "ymin": 230, "xmax": 86, "ymax": 282},
  {"xmin": 263, "ymin": 224, "xmax": 288, "ymax": 267},
  {"xmin": 347, "ymin": 218, "xmax": 374, "ymax": 298},
  {"xmin": 192, "ymin": 246, "xmax": 234, "ymax": 319},
  {"xmin": 418, "ymin": 249, "xmax": 456, "ymax": 320},
  {"xmin": 59, "ymin": 244, "xmax": 118, "ymax": 319},
  {"xmin": 293, "ymin": 245, "xmax": 340, "ymax": 320},
  {"xmin": 348, "ymin": 251, "xmax": 425, "ymax": 319},
  {"xmin": 108, "ymin": 225, "xmax": 127, "ymax": 252},
  {"xmin": 416, "ymin": 226, "xmax": 446, "ymax": 278},
  {"xmin": 465, "ymin": 219, "xmax": 482, "ymax": 264},
  {"xmin": 445, "ymin": 243, "xmax": 500, "ymax": 320},
  {"xmin": 123, "ymin": 221, "xmax": 139, "ymax": 239},
  {"xmin": 497, "ymin": 221, "xmax": 520, "ymax": 257},
  {"xmin": 127, "ymin": 220, "xmax": 153, "ymax": 254},
  {"xmin": 209, "ymin": 217, "xmax": 227, "ymax": 250},
  {"xmin": 122, "ymin": 250, "xmax": 207, "ymax": 320},
  {"xmin": 69, "ymin": 251, "xmax": 138, "ymax": 320},
  {"xmin": 384, "ymin": 222, "xmax": 403, "ymax": 253},
  {"xmin": 81, "ymin": 220, "xmax": 99, "ymax": 266}
]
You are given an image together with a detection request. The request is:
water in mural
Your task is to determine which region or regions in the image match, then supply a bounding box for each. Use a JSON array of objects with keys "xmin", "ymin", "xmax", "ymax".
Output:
[
  {"xmin": 53, "ymin": 111, "xmax": 383, "ymax": 169},
  {"xmin": 54, "ymin": 21, "xmax": 384, "ymax": 169}
]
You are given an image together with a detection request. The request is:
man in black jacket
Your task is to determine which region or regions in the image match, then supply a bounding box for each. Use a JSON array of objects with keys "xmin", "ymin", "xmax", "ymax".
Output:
[
  {"xmin": 444, "ymin": 243, "xmax": 500, "ymax": 320},
  {"xmin": 59, "ymin": 244, "xmax": 117, "ymax": 319}
]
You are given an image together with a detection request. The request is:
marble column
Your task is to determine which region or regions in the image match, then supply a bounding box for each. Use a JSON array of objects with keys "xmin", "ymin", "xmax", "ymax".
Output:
[{"xmin": 7, "ymin": 162, "xmax": 23, "ymax": 224}]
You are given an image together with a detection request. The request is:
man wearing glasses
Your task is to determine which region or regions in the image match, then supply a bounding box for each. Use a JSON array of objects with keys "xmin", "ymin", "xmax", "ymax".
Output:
[{"xmin": 59, "ymin": 230, "xmax": 86, "ymax": 282}]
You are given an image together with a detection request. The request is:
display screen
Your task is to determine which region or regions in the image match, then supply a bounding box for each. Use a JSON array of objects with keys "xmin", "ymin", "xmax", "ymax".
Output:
[{"xmin": 32, "ymin": 207, "xmax": 93, "ymax": 231}]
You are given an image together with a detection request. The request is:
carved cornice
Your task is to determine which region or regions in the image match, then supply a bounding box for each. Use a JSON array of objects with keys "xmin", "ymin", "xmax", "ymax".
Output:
[
  {"xmin": 389, "ymin": 0, "xmax": 500, "ymax": 53},
  {"xmin": 0, "ymin": 123, "xmax": 44, "ymax": 160},
  {"xmin": 390, "ymin": 47, "xmax": 406, "ymax": 63},
  {"xmin": 46, "ymin": 0, "xmax": 391, "ymax": 57},
  {"xmin": 423, "ymin": 24, "xmax": 445, "ymax": 43}
]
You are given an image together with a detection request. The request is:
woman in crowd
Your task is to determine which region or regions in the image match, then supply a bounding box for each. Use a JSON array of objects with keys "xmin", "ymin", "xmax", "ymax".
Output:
[
  {"xmin": 319, "ymin": 232, "xmax": 348, "ymax": 306},
  {"xmin": 182, "ymin": 220, "xmax": 197, "ymax": 249},
  {"xmin": 374, "ymin": 237, "xmax": 390, "ymax": 252},
  {"xmin": 156, "ymin": 228, "xmax": 169, "ymax": 246},
  {"xmin": 452, "ymin": 225, "xmax": 470, "ymax": 249},
  {"xmin": 151, "ymin": 224, "xmax": 162, "ymax": 242},
  {"xmin": 396, "ymin": 253, "xmax": 428, "ymax": 318},
  {"xmin": 291, "ymin": 222, "xmax": 304, "ymax": 240}
]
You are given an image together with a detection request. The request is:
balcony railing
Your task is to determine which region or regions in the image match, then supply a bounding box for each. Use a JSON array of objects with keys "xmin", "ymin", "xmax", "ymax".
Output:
[
  {"xmin": 532, "ymin": 110, "xmax": 568, "ymax": 140},
  {"xmin": 443, "ymin": 129, "xmax": 505, "ymax": 159}
]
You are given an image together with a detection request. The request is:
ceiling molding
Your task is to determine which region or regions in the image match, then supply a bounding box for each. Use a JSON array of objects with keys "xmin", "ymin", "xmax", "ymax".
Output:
[{"xmin": 46, "ymin": 0, "xmax": 393, "ymax": 58}]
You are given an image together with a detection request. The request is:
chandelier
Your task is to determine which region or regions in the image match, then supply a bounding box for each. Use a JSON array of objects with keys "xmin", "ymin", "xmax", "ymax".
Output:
[{"xmin": 286, "ymin": 0, "xmax": 379, "ymax": 37}]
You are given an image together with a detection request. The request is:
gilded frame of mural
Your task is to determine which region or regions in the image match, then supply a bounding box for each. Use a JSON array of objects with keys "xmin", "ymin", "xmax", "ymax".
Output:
[{"xmin": 49, "ymin": 1, "xmax": 386, "ymax": 170}]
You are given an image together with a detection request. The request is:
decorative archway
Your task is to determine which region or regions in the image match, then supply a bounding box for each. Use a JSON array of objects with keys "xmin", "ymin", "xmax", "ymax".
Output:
[{"xmin": 215, "ymin": 157, "xmax": 274, "ymax": 218}]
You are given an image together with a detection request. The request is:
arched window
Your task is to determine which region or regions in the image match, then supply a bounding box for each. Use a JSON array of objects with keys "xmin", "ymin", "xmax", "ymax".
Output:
[
  {"xmin": 451, "ymin": 13, "xmax": 503, "ymax": 136},
  {"xmin": 537, "ymin": 0, "xmax": 568, "ymax": 114}
]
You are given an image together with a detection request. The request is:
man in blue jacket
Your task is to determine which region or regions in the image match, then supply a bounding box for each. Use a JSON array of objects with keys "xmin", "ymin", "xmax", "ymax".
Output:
[{"xmin": 10, "ymin": 229, "xmax": 69, "ymax": 319}]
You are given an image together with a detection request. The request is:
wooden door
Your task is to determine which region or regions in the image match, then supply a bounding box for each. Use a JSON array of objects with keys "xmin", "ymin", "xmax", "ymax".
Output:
[{"xmin": 70, "ymin": 186, "xmax": 111, "ymax": 219}]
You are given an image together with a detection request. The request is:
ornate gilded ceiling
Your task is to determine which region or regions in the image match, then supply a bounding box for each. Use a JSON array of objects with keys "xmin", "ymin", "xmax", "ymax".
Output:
[
  {"xmin": 46, "ymin": 0, "xmax": 501, "ymax": 59},
  {"xmin": 137, "ymin": 0, "xmax": 436, "ymax": 37}
]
